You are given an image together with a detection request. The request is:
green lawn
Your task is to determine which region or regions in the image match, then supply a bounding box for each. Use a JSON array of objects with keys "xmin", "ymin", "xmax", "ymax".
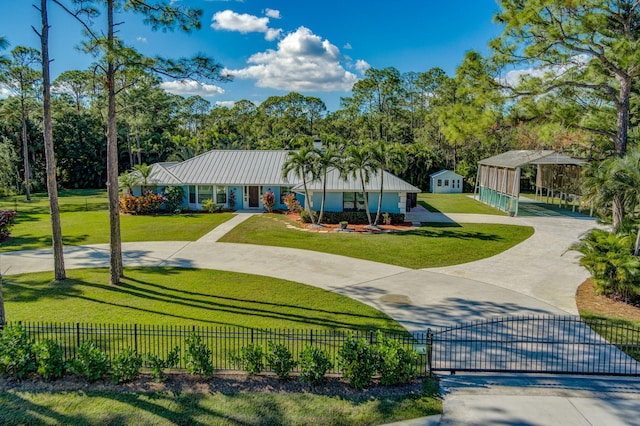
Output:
[
  {"xmin": 418, "ymin": 193, "xmax": 507, "ymax": 215},
  {"xmin": 4, "ymin": 267, "xmax": 405, "ymax": 333},
  {"xmin": 0, "ymin": 382, "xmax": 441, "ymax": 425},
  {"xmin": 0, "ymin": 190, "xmax": 233, "ymax": 252},
  {"xmin": 220, "ymin": 214, "xmax": 534, "ymax": 269}
]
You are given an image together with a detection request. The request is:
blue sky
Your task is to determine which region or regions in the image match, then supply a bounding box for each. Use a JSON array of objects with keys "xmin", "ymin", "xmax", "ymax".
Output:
[{"xmin": 0, "ymin": 0, "xmax": 503, "ymax": 112}]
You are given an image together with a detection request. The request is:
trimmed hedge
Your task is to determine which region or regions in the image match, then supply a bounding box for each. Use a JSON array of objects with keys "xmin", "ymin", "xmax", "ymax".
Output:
[{"xmin": 303, "ymin": 211, "xmax": 405, "ymax": 225}]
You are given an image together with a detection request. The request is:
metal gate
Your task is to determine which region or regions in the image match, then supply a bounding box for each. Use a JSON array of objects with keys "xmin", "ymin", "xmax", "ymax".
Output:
[{"xmin": 427, "ymin": 316, "xmax": 640, "ymax": 375}]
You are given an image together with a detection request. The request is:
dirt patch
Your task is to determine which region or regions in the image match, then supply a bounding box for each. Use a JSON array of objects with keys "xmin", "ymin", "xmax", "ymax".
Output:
[
  {"xmin": 0, "ymin": 372, "xmax": 426, "ymax": 398},
  {"xmin": 576, "ymin": 279, "xmax": 640, "ymax": 321}
]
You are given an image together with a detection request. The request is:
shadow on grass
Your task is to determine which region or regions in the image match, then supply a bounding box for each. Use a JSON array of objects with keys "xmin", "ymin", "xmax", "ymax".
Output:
[
  {"xmin": 0, "ymin": 392, "xmax": 96, "ymax": 426},
  {"xmin": 0, "ymin": 233, "xmax": 91, "ymax": 252},
  {"xmin": 395, "ymin": 226, "xmax": 502, "ymax": 242},
  {"xmin": 417, "ymin": 200, "xmax": 441, "ymax": 213}
]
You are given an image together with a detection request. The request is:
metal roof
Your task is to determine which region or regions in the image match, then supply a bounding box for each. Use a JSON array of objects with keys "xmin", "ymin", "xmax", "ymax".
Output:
[
  {"xmin": 528, "ymin": 152, "xmax": 586, "ymax": 165},
  {"xmin": 478, "ymin": 150, "xmax": 556, "ymax": 168},
  {"xmin": 137, "ymin": 162, "xmax": 182, "ymax": 185},
  {"xmin": 165, "ymin": 150, "xmax": 294, "ymax": 185},
  {"xmin": 429, "ymin": 169, "xmax": 462, "ymax": 178},
  {"xmin": 295, "ymin": 168, "xmax": 421, "ymax": 193}
]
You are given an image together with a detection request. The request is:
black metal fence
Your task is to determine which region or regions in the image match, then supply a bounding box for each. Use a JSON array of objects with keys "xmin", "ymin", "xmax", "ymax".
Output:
[
  {"xmin": 427, "ymin": 316, "xmax": 640, "ymax": 376},
  {"xmin": 8, "ymin": 322, "xmax": 429, "ymax": 376}
]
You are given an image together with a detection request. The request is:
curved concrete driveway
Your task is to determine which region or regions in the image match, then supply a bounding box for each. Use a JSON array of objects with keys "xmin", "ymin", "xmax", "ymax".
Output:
[{"xmin": 0, "ymin": 211, "xmax": 597, "ymax": 330}]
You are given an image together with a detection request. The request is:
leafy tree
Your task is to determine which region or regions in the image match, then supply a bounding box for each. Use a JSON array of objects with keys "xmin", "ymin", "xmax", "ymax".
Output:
[
  {"xmin": 345, "ymin": 144, "xmax": 376, "ymax": 226},
  {"xmin": 370, "ymin": 141, "xmax": 407, "ymax": 226},
  {"xmin": 316, "ymin": 144, "xmax": 343, "ymax": 224},
  {"xmin": 53, "ymin": 70, "xmax": 93, "ymax": 111},
  {"xmin": 55, "ymin": 0, "xmax": 229, "ymax": 285},
  {"xmin": 0, "ymin": 46, "xmax": 41, "ymax": 201}
]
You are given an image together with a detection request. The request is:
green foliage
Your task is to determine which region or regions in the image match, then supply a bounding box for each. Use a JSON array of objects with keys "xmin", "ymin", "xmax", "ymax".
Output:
[
  {"xmin": 0, "ymin": 210, "xmax": 17, "ymax": 242},
  {"xmin": 299, "ymin": 345, "xmax": 332, "ymax": 385},
  {"xmin": 338, "ymin": 335, "xmax": 377, "ymax": 389},
  {"xmin": 146, "ymin": 346, "xmax": 180, "ymax": 382},
  {"xmin": 375, "ymin": 331, "xmax": 418, "ymax": 385},
  {"xmin": 119, "ymin": 191, "xmax": 167, "ymax": 214},
  {"xmin": 0, "ymin": 324, "xmax": 36, "ymax": 379},
  {"xmin": 203, "ymin": 199, "xmax": 220, "ymax": 213},
  {"xmin": 229, "ymin": 344, "xmax": 264, "ymax": 375},
  {"xmin": 299, "ymin": 209, "xmax": 317, "ymax": 223},
  {"xmin": 68, "ymin": 341, "xmax": 110, "ymax": 382},
  {"xmin": 184, "ymin": 333, "xmax": 214, "ymax": 377},
  {"xmin": 572, "ymin": 229, "xmax": 640, "ymax": 301},
  {"xmin": 110, "ymin": 348, "xmax": 143, "ymax": 384},
  {"xmin": 321, "ymin": 211, "xmax": 404, "ymax": 225},
  {"xmin": 35, "ymin": 339, "xmax": 65, "ymax": 380},
  {"xmin": 163, "ymin": 186, "xmax": 185, "ymax": 213},
  {"xmin": 265, "ymin": 341, "xmax": 297, "ymax": 380}
]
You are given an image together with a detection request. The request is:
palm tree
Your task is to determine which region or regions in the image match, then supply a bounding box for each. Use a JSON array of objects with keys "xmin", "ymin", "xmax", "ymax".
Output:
[
  {"xmin": 345, "ymin": 144, "xmax": 377, "ymax": 226},
  {"xmin": 282, "ymin": 146, "xmax": 318, "ymax": 225},
  {"xmin": 610, "ymin": 147, "xmax": 640, "ymax": 255},
  {"xmin": 133, "ymin": 163, "xmax": 153, "ymax": 192},
  {"xmin": 370, "ymin": 141, "xmax": 407, "ymax": 226},
  {"xmin": 316, "ymin": 144, "xmax": 344, "ymax": 224}
]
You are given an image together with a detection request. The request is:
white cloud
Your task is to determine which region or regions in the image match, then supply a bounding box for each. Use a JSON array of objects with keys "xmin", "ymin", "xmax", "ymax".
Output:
[
  {"xmin": 0, "ymin": 84, "xmax": 11, "ymax": 99},
  {"xmin": 160, "ymin": 80, "xmax": 225, "ymax": 97},
  {"xmin": 136, "ymin": 36, "xmax": 147, "ymax": 43},
  {"xmin": 343, "ymin": 43, "xmax": 352, "ymax": 50},
  {"xmin": 265, "ymin": 8, "xmax": 280, "ymax": 19},
  {"xmin": 216, "ymin": 100, "xmax": 236, "ymax": 108},
  {"xmin": 224, "ymin": 27, "xmax": 360, "ymax": 92},
  {"xmin": 211, "ymin": 9, "xmax": 281, "ymax": 40},
  {"xmin": 355, "ymin": 59, "xmax": 370, "ymax": 74},
  {"xmin": 502, "ymin": 54, "xmax": 591, "ymax": 88}
]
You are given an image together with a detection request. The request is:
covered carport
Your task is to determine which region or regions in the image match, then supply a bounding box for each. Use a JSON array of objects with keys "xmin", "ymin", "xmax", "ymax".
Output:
[{"xmin": 474, "ymin": 150, "xmax": 585, "ymax": 216}]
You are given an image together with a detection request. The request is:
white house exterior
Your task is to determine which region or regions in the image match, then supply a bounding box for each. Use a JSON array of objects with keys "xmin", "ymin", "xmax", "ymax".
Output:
[{"xmin": 429, "ymin": 170, "xmax": 463, "ymax": 194}]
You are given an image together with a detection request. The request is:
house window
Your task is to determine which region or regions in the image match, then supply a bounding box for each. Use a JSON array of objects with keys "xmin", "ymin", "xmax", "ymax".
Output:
[
  {"xmin": 216, "ymin": 187, "xmax": 227, "ymax": 204},
  {"xmin": 280, "ymin": 186, "xmax": 292, "ymax": 204},
  {"xmin": 197, "ymin": 185, "xmax": 213, "ymax": 204},
  {"xmin": 189, "ymin": 186, "xmax": 196, "ymax": 204},
  {"xmin": 444, "ymin": 179, "xmax": 449, "ymax": 186},
  {"xmin": 437, "ymin": 179, "xmax": 442, "ymax": 187},
  {"xmin": 343, "ymin": 192, "xmax": 365, "ymax": 211}
]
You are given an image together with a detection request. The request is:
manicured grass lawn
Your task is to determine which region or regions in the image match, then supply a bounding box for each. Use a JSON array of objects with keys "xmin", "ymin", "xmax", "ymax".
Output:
[
  {"xmin": 0, "ymin": 190, "xmax": 233, "ymax": 252},
  {"xmin": 220, "ymin": 215, "xmax": 534, "ymax": 269},
  {"xmin": 0, "ymin": 382, "xmax": 442, "ymax": 425},
  {"xmin": 418, "ymin": 193, "xmax": 507, "ymax": 215},
  {"xmin": 4, "ymin": 267, "xmax": 405, "ymax": 333}
]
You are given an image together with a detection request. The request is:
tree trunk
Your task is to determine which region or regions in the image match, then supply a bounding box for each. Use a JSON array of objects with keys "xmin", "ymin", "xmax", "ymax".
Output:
[
  {"xmin": 634, "ymin": 227, "xmax": 640, "ymax": 257},
  {"xmin": 374, "ymin": 168, "xmax": 384, "ymax": 225},
  {"xmin": 302, "ymin": 176, "xmax": 315, "ymax": 225},
  {"xmin": 318, "ymin": 168, "xmax": 327, "ymax": 224},
  {"xmin": 0, "ymin": 274, "xmax": 5, "ymax": 326},
  {"xmin": 40, "ymin": 0, "xmax": 66, "ymax": 281},
  {"xmin": 612, "ymin": 195, "xmax": 624, "ymax": 233},
  {"xmin": 360, "ymin": 170, "xmax": 372, "ymax": 226},
  {"xmin": 20, "ymin": 103, "xmax": 31, "ymax": 201},
  {"xmin": 107, "ymin": 0, "xmax": 123, "ymax": 284},
  {"xmin": 615, "ymin": 76, "xmax": 631, "ymax": 155}
]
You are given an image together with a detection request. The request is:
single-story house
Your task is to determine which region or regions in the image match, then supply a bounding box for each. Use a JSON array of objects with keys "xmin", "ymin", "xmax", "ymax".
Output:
[
  {"xmin": 429, "ymin": 170, "xmax": 463, "ymax": 194},
  {"xmin": 132, "ymin": 149, "xmax": 420, "ymax": 214}
]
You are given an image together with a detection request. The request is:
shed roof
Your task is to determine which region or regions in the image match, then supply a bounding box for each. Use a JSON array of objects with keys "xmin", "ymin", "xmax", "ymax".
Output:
[
  {"xmin": 429, "ymin": 169, "xmax": 462, "ymax": 178},
  {"xmin": 478, "ymin": 150, "xmax": 585, "ymax": 168}
]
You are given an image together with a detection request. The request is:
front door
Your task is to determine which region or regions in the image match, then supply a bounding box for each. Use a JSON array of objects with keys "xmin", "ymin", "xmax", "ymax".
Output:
[{"xmin": 248, "ymin": 186, "xmax": 259, "ymax": 208}]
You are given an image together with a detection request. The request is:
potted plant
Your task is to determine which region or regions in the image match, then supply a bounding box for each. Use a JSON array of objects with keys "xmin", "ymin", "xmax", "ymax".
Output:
[
  {"xmin": 382, "ymin": 212, "xmax": 391, "ymax": 225},
  {"xmin": 339, "ymin": 221, "xmax": 348, "ymax": 230}
]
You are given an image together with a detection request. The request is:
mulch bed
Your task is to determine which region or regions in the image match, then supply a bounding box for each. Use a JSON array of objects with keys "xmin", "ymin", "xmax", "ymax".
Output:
[
  {"xmin": 277, "ymin": 212, "xmax": 415, "ymax": 233},
  {"xmin": 576, "ymin": 279, "xmax": 640, "ymax": 321},
  {"xmin": 0, "ymin": 372, "xmax": 426, "ymax": 397}
]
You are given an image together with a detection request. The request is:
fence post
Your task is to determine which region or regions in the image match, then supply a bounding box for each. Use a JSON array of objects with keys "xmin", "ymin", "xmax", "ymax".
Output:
[
  {"xmin": 76, "ymin": 322, "xmax": 81, "ymax": 348},
  {"xmin": 426, "ymin": 329, "xmax": 433, "ymax": 376},
  {"xmin": 134, "ymin": 324, "xmax": 138, "ymax": 354}
]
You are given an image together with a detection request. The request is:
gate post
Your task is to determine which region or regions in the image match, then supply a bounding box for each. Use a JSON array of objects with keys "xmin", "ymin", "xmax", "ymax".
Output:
[{"xmin": 426, "ymin": 329, "xmax": 433, "ymax": 376}]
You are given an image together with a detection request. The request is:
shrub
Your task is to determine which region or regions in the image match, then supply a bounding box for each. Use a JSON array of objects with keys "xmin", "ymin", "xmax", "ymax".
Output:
[
  {"xmin": 300, "ymin": 209, "xmax": 317, "ymax": 223},
  {"xmin": 163, "ymin": 186, "xmax": 185, "ymax": 213},
  {"xmin": 0, "ymin": 210, "xmax": 18, "ymax": 242},
  {"xmin": 35, "ymin": 339, "xmax": 65, "ymax": 380},
  {"xmin": 146, "ymin": 346, "xmax": 180, "ymax": 382},
  {"xmin": 119, "ymin": 191, "xmax": 166, "ymax": 214},
  {"xmin": 68, "ymin": 341, "xmax": 110, "ymax": 382},
  {"xmin": 375, "ymin": 331, "xmax": 418, "ymax": 385},
  {"xmin": 229, "ymin": 344, "xmax": 264, "ymax": 375},
  {"xmin": 111, "ymin": 348, "xmax": 143, "ymax": 384},
  {"xmin": 299, "ymin": 345, "xmax": 332, "ymax": 385},
  {"xmin": 203, "ymin": 199, "xmax": 220, "ymax": 213},
  {"xmin": 572, "ymin": 229, "xmax": 640, "ymax": 301},
  {"xmin": 283, "ymin": 193, "xmax": 301, "ymax": 214},
  {"xmin": 184, "ymin": 332, "xmax": 214, "ymax": 377},
  {"xmin": 338, "ymin": 335, "xmax": 377, "ymax": 389},
  {"xmin": 266, "ymin": 341, "xmax": 296, "ymax": 380},
  {"xmin": 229, "ymin": 189, "xmax": 236, "ymax": 210},
  {"xmin": 0, "ymin": 324, "xmax": 36, "ymax": 379},
  {"xmin": 262, "ymin": 191, "xmax": 276, "ymax": 213},
  {"xmin": 320, "ymin": 211, "xmax": 404, "ymax": 225}
]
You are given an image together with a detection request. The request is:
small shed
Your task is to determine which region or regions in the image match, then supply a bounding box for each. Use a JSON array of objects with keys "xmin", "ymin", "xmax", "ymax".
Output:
[{"xmin": 430, "ymin": 170, "xmax": 464, "ymax": 194}]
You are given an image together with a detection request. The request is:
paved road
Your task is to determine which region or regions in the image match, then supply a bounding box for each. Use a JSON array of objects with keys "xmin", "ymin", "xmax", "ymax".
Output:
[{"xmin": 3, "ymin": 209, "xmax": 640, "ymax": 425}]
